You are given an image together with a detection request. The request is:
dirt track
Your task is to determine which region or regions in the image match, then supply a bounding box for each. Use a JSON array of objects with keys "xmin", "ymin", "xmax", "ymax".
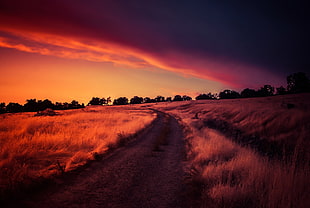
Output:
[{"xmin": 16, "ymin": 111, "xmax": 187, "ymax": 208}]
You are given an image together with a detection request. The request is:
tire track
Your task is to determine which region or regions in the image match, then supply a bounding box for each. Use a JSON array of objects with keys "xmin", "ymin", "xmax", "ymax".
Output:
[{"xmin": 13, "ymin": 111, "xmax": 187, "ymax": 208}]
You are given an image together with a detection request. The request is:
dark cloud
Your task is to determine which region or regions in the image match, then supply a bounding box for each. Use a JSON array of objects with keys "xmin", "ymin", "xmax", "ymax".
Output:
[
  {"xmin": 1, "ymin": 0, "xmax": 309, "ymax": 86},
  {"xmin": 71, "ymin": 0, "xmax": 309, "ymax": 74}
]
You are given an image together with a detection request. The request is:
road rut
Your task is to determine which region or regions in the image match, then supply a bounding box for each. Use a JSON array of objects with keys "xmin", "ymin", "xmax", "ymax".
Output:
[{"xmin": 19, "ymin": 111, "xmax": 186, "ymax": 208}]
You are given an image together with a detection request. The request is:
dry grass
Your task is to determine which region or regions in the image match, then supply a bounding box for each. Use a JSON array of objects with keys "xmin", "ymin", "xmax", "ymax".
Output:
[
  {"xmin": 0, "ymin": 105, "xmax": 156, "ymax": 196},
  {"xmin": 189, "ymin": 129, "xmax": 309, "ymax": 208},
  {"xmin": 153, "ymin": 93, "xmax": 310, "ymax": 208}
]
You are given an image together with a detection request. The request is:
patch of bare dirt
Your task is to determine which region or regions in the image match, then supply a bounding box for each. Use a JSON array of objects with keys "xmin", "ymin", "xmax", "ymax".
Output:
[{"xmin": 7, "ymin": 111, "xmax": 188, "ymax": 208}]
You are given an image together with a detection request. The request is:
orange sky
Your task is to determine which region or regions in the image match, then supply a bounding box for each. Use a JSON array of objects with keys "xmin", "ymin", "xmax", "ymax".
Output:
[
  {"xmin": 0, "ymin": 1, "xmax": 288, "ymax": 104},
  {"xmin": 0, "ymin": 47, "xmax": 224, "ymax": 104}
]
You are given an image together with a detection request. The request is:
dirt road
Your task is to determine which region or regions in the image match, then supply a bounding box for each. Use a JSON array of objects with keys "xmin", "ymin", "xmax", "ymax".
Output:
[{"xmin": 16, "ymin": 111, "xmax": 187, "ymax": 208}]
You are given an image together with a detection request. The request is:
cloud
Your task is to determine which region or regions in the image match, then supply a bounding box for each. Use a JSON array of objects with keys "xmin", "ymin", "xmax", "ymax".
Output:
[
  {"xmin": 0, "ymin": 30, "xmax": 151, "ymax": 68},
  {"xmin": 0, "ymin": 0, "xmax": 290, "ymax": 88}
]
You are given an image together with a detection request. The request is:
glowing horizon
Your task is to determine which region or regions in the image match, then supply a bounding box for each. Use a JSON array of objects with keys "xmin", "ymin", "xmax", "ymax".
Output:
[{"xmin": 1, "ymin": 0, "xmax": 303, "ymax": 104}]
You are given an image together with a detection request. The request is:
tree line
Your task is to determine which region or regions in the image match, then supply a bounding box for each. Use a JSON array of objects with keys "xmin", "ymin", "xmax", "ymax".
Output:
[
  {"xmin": 1, "ymin": 72, "xmax": 309, "ymax": 113},
  {"xmin": 0, "ymin": 99, "xmax": 84, "ymax": 114},
  {"xmin": 217, "ymin": 72, "xmax": 310, "ymax": 99}
]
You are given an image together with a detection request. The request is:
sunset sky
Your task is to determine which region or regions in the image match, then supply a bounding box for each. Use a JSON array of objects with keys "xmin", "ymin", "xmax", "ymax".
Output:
[{"xmin": 0, "ymin": 0, "xmax": 308, "ymax": 104}]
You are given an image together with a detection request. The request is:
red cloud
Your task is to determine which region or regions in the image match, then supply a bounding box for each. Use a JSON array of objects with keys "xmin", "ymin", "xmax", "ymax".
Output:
[{"xmin": 0, "ymin": 0, "xmax": 284, "ymax": 89}]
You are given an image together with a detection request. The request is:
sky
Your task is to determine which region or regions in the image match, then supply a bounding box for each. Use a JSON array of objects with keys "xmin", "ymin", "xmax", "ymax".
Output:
[{"xmin": 0, "ymin": 0, "xmax": 309, "ymax": 104}]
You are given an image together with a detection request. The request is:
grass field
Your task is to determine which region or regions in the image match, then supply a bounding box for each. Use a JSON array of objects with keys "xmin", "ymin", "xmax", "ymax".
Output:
[
  {"xmin": 153, "ymin": 93, "xmax": 310, "ymax": 208},
  {"xmin": 1, "ymin": 94, "xmax": 309, "ymax": 207},
  {"xmin": 0, "ymin": 106, "xmax": 156, "ymax": 197}
]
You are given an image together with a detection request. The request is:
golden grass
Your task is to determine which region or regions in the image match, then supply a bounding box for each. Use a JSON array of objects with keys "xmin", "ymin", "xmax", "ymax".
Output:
[
  {"xmin": 153, "ymin": 94, "xmax": 310, "ymax": 208},
  {"xmin": 0, "ymin": 105, "xmax": 156, "ymax": 195},
  {"xmin": 193, "ymin": 129, "xmax": 309, "ymax": 208}
]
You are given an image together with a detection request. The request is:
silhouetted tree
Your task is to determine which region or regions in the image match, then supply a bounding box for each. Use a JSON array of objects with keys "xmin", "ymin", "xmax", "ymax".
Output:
[
  {"xmin": 130, "ymin": 96, "xmax": 143, "ymax": 104},
  {"xmin": 219, "ymin": 90, "xmax": 240, "ymax": 99},
  {"xmin": 240, "ymin": 88, "xmax": 257, "ymax": 98},
  {"xmin": 276, "ymin": 86, "xmax": 287, "ymax": 95},
  {"xmin": 63, "ymin": 102, "xmax": 69, "ymax": 109},
  {"xmin": 70, "ymin": 100, "xmax": 78, "ymax": 107},
  {"xmin": 106, "ymin": 97, "xmax": 112, "ymax": 105},
  {"xmin": 257, "ymin": 85, "xmax": 274, "ymax": 97},
  {"xmin": 69, "ymin": 100, "xmax": 83, "ymax": 109},
  {"xmin": 173, "ymin": 95, "xmax": 183, "ymax": 101},
  {"xmin": 287, "ymin": 72, "xmax": 310, "ymax": 93},
  {"xmin": 24, "ymin": 99, "xmax": 38, "ymax": 112},
  {"xmin": 113, "ymin": 97, "xmax": 128, "ymax": 105},
  {"xmin": 37, "ymin": 99, "xmax": 54, "ymax": 111},
  {"xmin": 0, "ymin": 103, "xmax": 5, "ymax": 113},
  {"xmin": 182, "ymin": 95, "xmax": 192, "ymax": 101},
  {"xmin": 88, "ymin": 97, "xmax": 106, "ymax": 105},
  {"xmin": 195, "ymin": 93, "xmax": 215, "ymax": 100},
  {"xmin": 54, "ymin": 102, "xmax": 64, "ymax": 110},
  {"xmin": 166, "ymin": 97, "xmax": 172, "ymax": 102},
  {"xmin": 155, "ymin": 96, "xmax": 165, "ymax": 102},
  {"xmin": 143, "ymin": 97, "xmax": 152, "ymax": 103},
  {"xmin": 6, "ymin": 102, "xmax": 23, "ymax": 113}
]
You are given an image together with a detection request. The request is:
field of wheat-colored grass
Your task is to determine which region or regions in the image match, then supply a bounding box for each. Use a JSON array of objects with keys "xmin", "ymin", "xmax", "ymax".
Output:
[
  {"xmin": 0, "ymin": 105, "xmax": 156, "ymax": 196},
  {"xmin": 153, "ymin": 93, "xmax": 310, "ymax": 208}
]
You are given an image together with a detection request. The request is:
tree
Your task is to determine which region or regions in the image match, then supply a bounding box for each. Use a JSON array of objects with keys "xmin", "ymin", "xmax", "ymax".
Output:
[
  {"xmin": 130, "ymin": 96, "xmax": 143, "ymax": 104},
  {"xmin": 155, "ymin": 96, "xmax": 165, "ymax": 102},
  {"xmin": 106, "ymin": 97, "xmax": 112, "ymax": 105},
  {"xmin": 257, "ymin": 85, "xmax": 274, "ymax": 97},
  {"xmin": 173, "ymin": 95, "xmax": 183, "ymax": 101},
  {"xmin": 24, "ymin": 99, "xmax": 38, "ymax": 112},
  {"xmin": 0, "ymin": 103, "xmax": 5, "ymax": 113},
  {"xmin": 276, "ymin": 86, "xmax": 287, "ymax": 95},
  {"xmin": 241, "ymin": 88, "xmax": 257, "ymax": 98},
  {"xmin": 55, "ymin": 102, "xmax": 64, "ymax": 110},
  {"xmin": 69, "ymin": 100, "xmax": 83, "ymax": 109},
  {"xmin": 182, "ymin": 95, "xmax": 192, "ymax": 101},
  {"xmin": 37, "ymin": 99, "xmax": 54, "ymax": 111},
  {"xmin": 113, "ymin": 97, "xmax": 128, "ymax": 105},
  {"xmin": 219, "ymin": 90, "xmax": 240, "ymax": 99},
  {"xmin": 88, "ymin": 97, "xmax": 106, "ymax": 105},
  {"xmin": 287, "ymin": 72, "xmax": 310, "ymax": 93},
  {"xmin": 6, "ymin": 102, "xmax": 23, "ymax": 113},
  {"xmin": 143, "ymin": 97, "xmax": 152, "ymax": 103},
  {"xmin": 166, "ymin": 97, "xmax": 172, "ymax": 102},
  {"xmin": 195, "ymin": 93, "xmax": 214, "ymax": 100}
]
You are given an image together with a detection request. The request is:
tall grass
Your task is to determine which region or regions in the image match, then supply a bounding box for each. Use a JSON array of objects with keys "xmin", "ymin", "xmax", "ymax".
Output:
[
  {"xmin": 188, "ymin": 128, "xmax": 309, "ymax": 208},
  {"xmin": 154, "ymin": 94, "xmax": 310, "ymax": 207},
  {"xmin": 0, "ymin": 105, "xmax": 156, "ymax": 196}
]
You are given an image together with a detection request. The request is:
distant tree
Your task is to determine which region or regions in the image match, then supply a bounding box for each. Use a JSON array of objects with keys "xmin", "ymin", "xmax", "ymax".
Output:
[
  {"xmin": 257, "ymin": 85, "xmax": 274, "ymax": 97},
  {"xmin": 37, "ymin": 99, "xmax": 54, "ymax": 111},
  {"xmin": 113, "ymin": 97, "xmax": 128, "ymax": 105},
  {"xmin": 24, "ymin": 99, "xmax": 38, "ymax": 112},
  {"xmin": 63, "ymin": 102, "xmax": 69, "ymax": 109},
  {"xmin": 69, "ymin": 100, "xmax": 83, "ymax": 109},
  {"xmin": 88, "ymin": 97, "xmax": 106, "ymax": 105},
  {"xmin": 155, "ymin": 96, "xmax": 165, "ymax": 102},
  {"xmin": 219, "ymin": 90, "xmax": 240, "ymax": 99},
  {"xmin": 195, "ymin": 93, "xmax": 215, "ymax": 100},
  {"xmin": 287, "ymin": 72, "xmax": 310, "ymax": 93},
  {"xmin": 173, "ymin": 95, "xmax": 183, "ymax": 101},
  {"xmin": 70, "ymin": 100, "xmax": 79, "ymax": 107},
  {"xmin": 106, "ymin": 97, "xmax": 112, "ymax": 105},
  {"xmin": 130, "ymin": 96, "xmax": 143, "ymax": 104},
  {"xmin": 182, "ymin": 95, "xmax": 192, "ymax": 101},
  {"xmin": 0, "ymin": 103, "xmax": 5, "ymax": 113},
  {"xmin": 276, "ymin": 86, "xmax": 287, "ymax": 95},
  {"xmin": 240, "ymin": 88, "xmax": 257, "ymax": 98},
  {"xmin": 166, "ymin": 97, "xmax": 172, "ymax": 102},
  {"xmin": 55, "ymin": 102, "xmax": 64, "ymax": 110},
  {"xmin": 143, "ymin": 97, "xmax": 152, "ymax": 103},
  {"xmin": 6, "ymin": 102, "xmax": 23, "ymax": 113}
]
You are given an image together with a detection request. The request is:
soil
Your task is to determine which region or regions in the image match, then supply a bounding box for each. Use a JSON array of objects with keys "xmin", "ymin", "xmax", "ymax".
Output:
[{"xmin": 9, "ymin": 110, "xmax": 189, "ymax": 208}]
